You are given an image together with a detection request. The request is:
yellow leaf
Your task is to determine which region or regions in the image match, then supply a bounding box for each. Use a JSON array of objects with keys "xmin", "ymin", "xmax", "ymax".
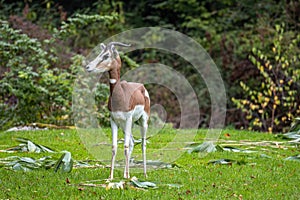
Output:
[
  {"xmin": 246, "ymin": 115, "xmax": 252, "ymax": 120},
  {"xmin": 268, "ymin": 65, "xmax": 273, "ymax": 70},
  {"xmin": 268, "ymin": 127, "xmax": 273, "ymax": 133}
]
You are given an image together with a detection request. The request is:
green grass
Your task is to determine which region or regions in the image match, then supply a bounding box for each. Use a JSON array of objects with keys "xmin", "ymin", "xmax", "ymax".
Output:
[{"xmin": 0, "ymin": 128, "xmax": 300, "ymax": 199}]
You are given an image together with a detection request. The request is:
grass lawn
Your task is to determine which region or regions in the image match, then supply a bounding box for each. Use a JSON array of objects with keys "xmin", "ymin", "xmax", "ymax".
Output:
[{"xmin": 0, "ymin": 128, "xmax": 299, "ymax": 199}]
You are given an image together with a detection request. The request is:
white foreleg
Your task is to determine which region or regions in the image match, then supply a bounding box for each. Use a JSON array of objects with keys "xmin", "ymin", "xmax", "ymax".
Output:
[
  {"xmin": 109, "ymin": 118, "xmax": 118, "ymax": 180},
  {"xmin": 140, "ymin": 122, "xmax": 148, "ymax": 178},
  {"xmin": 129, "ymin": 134, "xmax": 134, "ymax": 163},
  {"xmin": 123, "ymin": 116, "xmax": 133, "ymax": 179}
]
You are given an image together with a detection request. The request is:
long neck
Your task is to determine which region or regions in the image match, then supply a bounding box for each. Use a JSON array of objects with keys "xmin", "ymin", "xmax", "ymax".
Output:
[{"xmin": 108, "ymin": 57, "xmax": 121, "ymax": 95}]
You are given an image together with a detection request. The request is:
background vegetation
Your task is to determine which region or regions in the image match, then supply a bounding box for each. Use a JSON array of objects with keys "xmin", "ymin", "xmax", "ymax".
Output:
[{"xmin": 0, "ymin": 0, "xmax": 299, "ymax": 132}]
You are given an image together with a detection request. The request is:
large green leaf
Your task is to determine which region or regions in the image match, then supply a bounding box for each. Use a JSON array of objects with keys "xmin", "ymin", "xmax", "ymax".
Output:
[
  {"xmin": 279, "ymin": 118, "xmax": 300, "ymax": 139},
  {"xmin": 106, "ymin": 181, "xmax": 125, "ymax": 190},
  {"xmin": 285, "ymin": 155, "xmax": 300, "ymax": 162},
  {"xmin": 208, "ymin": 159, "xmax": 235, "ymax": 165},
  {"xmin": 208, "ymin": 158, "xmax": 247, "ymax": 165},
  {"xmin": 222, "ymin": 146, "xmax": 256, "ymax": 153},
  {"xmin": 0, "ymin": 156, "xmax": 54, "ymax": 171},
  {"xmin": 289, "ymin": 118, "xmax": 300, "ymax": 132},
  {"xmin": 130, "ymin": 177, "xmax": 157, "ymax": 189},
  {"xmin": 54, "ymin": 151, "xmax": 73, "ymax": 173},
  {"xmin": 187, "ymin": 141, "xmax": 222, "ymax": 153},
  {"xmin": 4, "ymin": 137, "xmax": 55, "ymax": 153},
  {"xmin": 280, "ymin": 131, "xmax": 300, "ymax": 139},
  {"xmin": 133, "ymin": 160, "xmax": 180, "ymax": 169}
]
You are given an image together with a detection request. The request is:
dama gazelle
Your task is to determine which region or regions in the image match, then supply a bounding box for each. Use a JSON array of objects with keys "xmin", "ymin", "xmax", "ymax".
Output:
[{"xmin": 86, "ymin": 42, "xmax": 150, "ymax": 180}]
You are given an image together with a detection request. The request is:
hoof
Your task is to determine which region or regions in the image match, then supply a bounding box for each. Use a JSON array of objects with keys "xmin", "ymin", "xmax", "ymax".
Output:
[{"xmin": 123, "ymin": 174, "xmax": 130, "ymax": 179}]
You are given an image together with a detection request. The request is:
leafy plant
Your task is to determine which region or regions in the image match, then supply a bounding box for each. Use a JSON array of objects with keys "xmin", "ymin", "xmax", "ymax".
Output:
[
  {"xmin": 187, "ymin": 142, "xmax": 221, "ymax": 153},
  {"xmin": 0, "ymin": 156, "xmax": 56, "ymax": 171},
  {"xmin": 0, "ymin": 21, "xmax": 74, "ymax": 129},
  {"xmin": 232, "ymin": 24, "xmax": 300, "ymax": 132},
  {"xmin": 54, "ymin": 151, "xmax": 73, "ymax": 173},
  {"xmin": 130, "ymin": 177, "xmax": 157, "ymax": 189},
  {"xmin": 4, "ymin": 137, "xmax": 55, "ymax": 153},
  {"xmin": 187, "ymin": 142, "xmax": 256, "ymax": 154},
  {"xmin": 0, "ymin": 137, "xmax": 74, "ymax": 172},
  {"xmin": 279, "ymin": 117, "xmax": 300, "ymax": 139},
  {"xmin": 208, "ymin": 158, "xmax": 247, "ymax": 165},
  {"xmin": 0, "ymin": 13, "xmax": 114, "ymax": 130},
  {"xmin": 289, "ymin": 117, "xmax": 300, "ymax": 132},
  {"xmin": 0, "ymin": 153, "xmax": 74, "ymax": 172},
  {"xmin": 285, "ymin": 155, "xmax": 300, "ymax": 162},
  {"xmin": 53, "ymin": 12, "xmax": 120, "ymax": 48}
]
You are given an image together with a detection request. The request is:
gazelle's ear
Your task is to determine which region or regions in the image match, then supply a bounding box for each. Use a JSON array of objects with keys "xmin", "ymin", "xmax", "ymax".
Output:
[
  {"xmin": 110, "ymin": 45, "xmax": 119, "ymax": 58},
  {"xmin": 100, "ymin": 43, "xmax": 106, "ymax": 50}
]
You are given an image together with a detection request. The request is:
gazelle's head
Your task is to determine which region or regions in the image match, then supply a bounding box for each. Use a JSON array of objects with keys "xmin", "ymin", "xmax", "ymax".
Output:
[{"xmin": 86, "ymin": 42, "xmax": 131, "ymax": 73}]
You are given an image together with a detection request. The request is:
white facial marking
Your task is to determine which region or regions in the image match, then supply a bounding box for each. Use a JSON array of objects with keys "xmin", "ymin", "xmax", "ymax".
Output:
[
  {"xmin": 95, "ymin": 67, "xmax": 108, "ymax": 73},
  {"xmin": 86, "ymin": 50, "xmax": 112, "ymax": 73},
  {"xmin": 109, "ymin": 79, "xmax": 117, "ymax": 84}
]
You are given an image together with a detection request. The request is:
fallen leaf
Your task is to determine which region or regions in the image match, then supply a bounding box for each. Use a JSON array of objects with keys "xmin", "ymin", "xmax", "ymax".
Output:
[
  {"xmin": 207, "ymin": 158, "xmax": 247, "ymax": 165},
  {"xmin": 106, "ymin": 181, "xmax": 125, "ymax": 190},
  {"xmin": 224, "ymin": 133, "xmax": 231, "ymax": 138},
  {"xmin": 130, "ymin": 177, "xmax": 157, "ymax": 189},
  {"xmin": 285, "ymin": 155, "xmax": 300, "ymax": 161},
  {"xmin": 222, "ymin": 146, "xmax": 256, "ymax": 153},
  {"xmin": 188, "ymin": 142, "xmax": 220, "ymax": 153},
  {"xmin": 185, "ymin": 189, "xmax": 191, "ymax": 195},
  {"xmin": 54, "ymin": 151, "xmax": 73, "ymax": 173}
]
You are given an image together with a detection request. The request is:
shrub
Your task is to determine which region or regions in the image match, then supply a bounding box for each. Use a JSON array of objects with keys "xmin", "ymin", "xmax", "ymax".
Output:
[
  {"xmin": 0, "ymin": 11, "xmax": 117, "ymax": 130},
  {"xmin": 232, "ymin": 24, "xmax": 300, "ymax": 133},
  {"xmin": 0, "ymin": 21, "xmax": 76, "ymax": 129}
]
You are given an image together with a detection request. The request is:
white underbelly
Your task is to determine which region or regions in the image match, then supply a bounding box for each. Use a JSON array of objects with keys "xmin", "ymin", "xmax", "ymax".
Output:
[{"xmin": 110, "ymin": 105, "xmax": 148, "ymax": 129}]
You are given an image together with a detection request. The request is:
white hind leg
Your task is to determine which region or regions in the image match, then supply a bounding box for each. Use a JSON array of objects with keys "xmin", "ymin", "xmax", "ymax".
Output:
[
  {"xmin": 109, "ymin": 118, "xmax": 118, "ymax": 180},
  {"xmin": 140, "ymin": 121, "xmax": 148, "ymax": 178},
  {"xmin": 123, "ymin": 116, "xmax": 133, "ymax": 179},
  {"xmin": 129, "ymin": 134, "xmax": 134, "ymax": 163}
]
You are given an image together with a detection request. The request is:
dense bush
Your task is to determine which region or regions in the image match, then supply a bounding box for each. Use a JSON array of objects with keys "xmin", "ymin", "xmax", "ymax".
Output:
[
  {"xmin": 0, "ymin": 9, "xmax": 119, "ymax": 130},
  {"xmin": 0, "ymin": 21, "xmax": 75, "ymax": 129},
  {"xmin": 232, "ymin": 24, "xmax": 300, "ymax": 132}
]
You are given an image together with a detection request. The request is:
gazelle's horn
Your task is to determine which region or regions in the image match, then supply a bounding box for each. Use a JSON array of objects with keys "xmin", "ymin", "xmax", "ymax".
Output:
[{"xmin": 107, "ymin": 42, "xmax": 131, "ymax": 48}]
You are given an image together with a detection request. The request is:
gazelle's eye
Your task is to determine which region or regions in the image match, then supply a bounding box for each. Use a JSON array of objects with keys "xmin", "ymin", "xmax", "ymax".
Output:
[{"xmin": 103, "ymin": 55, "xmax": 109, "ymax": 60}]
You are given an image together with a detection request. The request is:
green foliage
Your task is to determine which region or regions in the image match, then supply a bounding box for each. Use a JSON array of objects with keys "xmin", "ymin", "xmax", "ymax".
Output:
[
  {"xmin": 5, "ymin": 137, "xmax": 55, "ymax": 153},
  {"xmin": 0, "ymin": 0, "xmax": 299, "ymax": 131},
  {"xmin": 0, "ymin": 17, "xmax": 112, "ymax": 130},
  {"xmin": 0, "ymin": 0, "xmax": 123, "ymax": 130},
  {"xmin": 0, "ymin": 21, "xmax": 73, "ymax": 128},
  {"xmin": 232, "ymin": 24, "xmax": 300, "ymax": 132},
  {"xmin": 279, "ymin": 117, "xmax": 300, "ymax": 139},
  {"xmin": 53, "ymin": 12, "xmax": 120, "ymax": 48},
  {"xmin": 54, "ymin": 151, "xmax": 73, "ymax": 173}
]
